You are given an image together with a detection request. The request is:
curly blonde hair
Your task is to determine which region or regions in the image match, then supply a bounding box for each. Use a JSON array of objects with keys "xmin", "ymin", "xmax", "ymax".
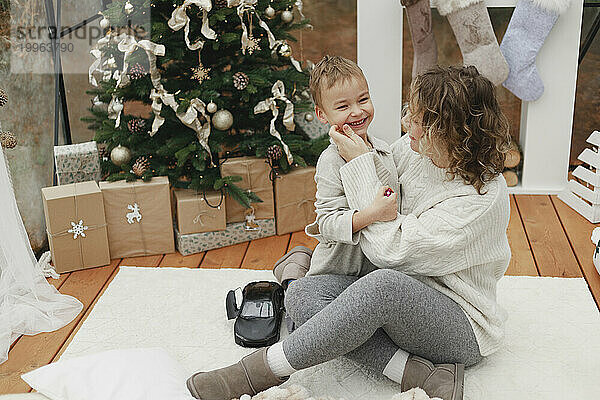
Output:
[{"xmin": 408, "ymin": 65, "xmax": 512, "ymax": 195}]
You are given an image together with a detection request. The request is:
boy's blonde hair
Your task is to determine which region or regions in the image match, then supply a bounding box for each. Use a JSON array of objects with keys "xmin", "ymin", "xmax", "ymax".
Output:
[
  {"xmin": 309, "ymin": 55, "xmax": 366, "ymax": 107},
  {"xmin": 408, "ymin": 65, "xmax": 512, "ymax": 195}
]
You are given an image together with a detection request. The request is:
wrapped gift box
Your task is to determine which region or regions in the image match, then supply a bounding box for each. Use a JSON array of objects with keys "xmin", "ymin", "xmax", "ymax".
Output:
[
  {"xmin": 220, "ymin": 156, "xmax": 275, "ymax": 223},
  {"xmin": 42, "ymin": 181, "xmax": 110, "ymax": 273},
  {"xmin": 54, "ymin": 141, "xmax": 102, "ymax": 185},
  {"xmin": 176, "ymin": 218, "xmax": 276, "ymax": 256},
  {"xmin": 173, "ymin": 188, "xmax": 226, "ymax": 234},
  {"xmin": 274, "ymin": 167, "xmax": 317, "ymax": 235},
  {"xmin": 99, "ymin": 176, "xmax": 174, "ymax": 258}
]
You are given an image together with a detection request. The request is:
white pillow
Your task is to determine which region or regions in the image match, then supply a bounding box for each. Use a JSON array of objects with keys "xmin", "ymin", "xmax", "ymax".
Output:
[{"xmin": 21, "ymin": 348, "xmax": 195, "ymax": 400}]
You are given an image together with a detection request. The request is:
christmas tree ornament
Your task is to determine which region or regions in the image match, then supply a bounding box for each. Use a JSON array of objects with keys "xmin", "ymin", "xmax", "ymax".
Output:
[
  {"xmin": 441, "ymin": 0, "xmax": 508, "ymax": 86},
  {"xmin": 266, "ymin": 144, "xmax": 283, "ymax": 162},
  {"xmin": 233, "ymin": 71, "xmax": 249, "ymax": 90},
  {"xmin": 500, "ymin": 0, "xmax": 567, "ymax": 101},
  {"xmin": 265, "ymin": 6, "xmax": 275, "ymax": 19},
  {"xmin": 278, "ymin": 43, "xmax": 292, "ymax": 57},
  {"xmin": 110, "ymin": 145, "xmax": 132, "ymax": 167},
  {"xmin": 127, "ymin": 63, "xmax": 147, "ymax": 80},
  {"xmin": 246, "ymin": 36, "xmax": 261, "ymax": 55},
  {"xmin": 112, "ymin": 101, "xmax": 123, "ymax": 113},
  {"xmin": 127, "ymin": 118, "xmax": 146, "ymax": 134},
  {"xmin": 212, "ymin": 109, "xmax": 234, "ymax": 131},
  {"xmin": 124, "ymin": 0, "xmax": 134, "ymax": 15},
  {"xmin": 132, "ymin": 156, "xmax": 150, "ymax": 176},
  {"xmin": 281, "ymin": 10, "xmax": 294, "ymax": 23},
  {"xmin": 402, "ymin": 0, "xmax": 438, "ymax": 79},
  {"xmin": 206, "ymin": 101, "xmax": 218, "ymax": 114},
  {"xmin": 99, "ymin": 17, "xmax": 110, "ymax": 29},
  {"xmin": 191, "ymin": 64, "xmax": 211, "ymax": 83},
  {"xmin": 0, "ymin": 88, "xmax": 7, "ymax": 107},
  {"xmin": 0, "ymin": 131, "xmax": 17, "ymax": 149},
  {"xmin": 98, "ymin": 145, "xmax": 109, "ymax": 161},
  {"xmin": 304, "ymin": 112, "xmax": 314, "ymax": 122}
]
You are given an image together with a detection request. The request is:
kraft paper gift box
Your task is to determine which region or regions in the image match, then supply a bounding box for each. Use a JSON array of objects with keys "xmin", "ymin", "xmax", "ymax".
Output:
[
  {"xmin": 99, "ymin": 176, "xmax": 174, "ymax": 258},
  {"xmin": 173, "ymin": 188, "xmax": 226, "ymax": 234},
  {"xmin": 274, "ymin": 166, "xmax": 317, "ymax": 235},
  {"xmin": 53, "ymin": 141, "xmax": 101, "ymax": 185},
  {"xmin": 175, "ymin": 218, "xmax": 276, "ymax": 256},
  {"xmin": 42, "ymin": 181, "xmax": 110, "ymax": 273},
  {"xmin": 219, "ymin": 156, "xmax": 275, "ymax": 223}
]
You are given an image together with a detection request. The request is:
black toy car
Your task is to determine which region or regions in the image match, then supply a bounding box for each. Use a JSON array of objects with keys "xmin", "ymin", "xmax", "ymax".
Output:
[{"xmin": 226, "ymin": 281, "xmax": 285, "ymax": 347}]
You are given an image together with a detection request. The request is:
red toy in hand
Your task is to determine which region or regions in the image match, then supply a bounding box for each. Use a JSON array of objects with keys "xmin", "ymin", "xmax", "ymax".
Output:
[{"xmin": 384, "ymin": 188, "xmax": 394, "ymax": 197}]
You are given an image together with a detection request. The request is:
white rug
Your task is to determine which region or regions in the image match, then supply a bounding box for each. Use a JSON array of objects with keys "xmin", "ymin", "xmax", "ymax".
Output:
[{"xmin": 58, "ymin": 267, "xmax": 600, "ymax": 399}]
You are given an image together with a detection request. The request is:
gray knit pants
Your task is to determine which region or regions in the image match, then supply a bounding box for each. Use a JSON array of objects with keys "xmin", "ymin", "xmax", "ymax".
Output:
[{"xmin": 282, "ymin": 269, "xmax": 482, "ymax": 373}]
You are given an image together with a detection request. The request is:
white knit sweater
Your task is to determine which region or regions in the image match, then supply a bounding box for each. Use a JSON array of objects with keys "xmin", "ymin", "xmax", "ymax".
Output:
[{"xmin": 340, "ymin": 134, "xmax": 511, "ymax": 357}]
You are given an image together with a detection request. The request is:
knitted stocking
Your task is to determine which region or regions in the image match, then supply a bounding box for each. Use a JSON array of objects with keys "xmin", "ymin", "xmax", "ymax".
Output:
[
  {"xmin": 437, "ymin": 0, "xmax": 509, "ymax": 86},
  {"xmin": 500, "ymin": 0, "xmax": 570, "ymax": 101},
  {"xmin": 403, "ymin": 0, "xmax": 438, "ymax": 79}
]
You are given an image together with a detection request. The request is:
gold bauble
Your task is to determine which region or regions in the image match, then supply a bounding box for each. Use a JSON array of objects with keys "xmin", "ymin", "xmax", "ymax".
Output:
[
  {"xmin": 304, "ymin": 112, "xmax": 314, "ymax": 122},
  {"xmin": 110, "ymin": 145, "xmax": 132, "ymax": 167},
  {"xmin": 206, "ymin": 101, "xmax": 218, "ymax": 114},
  {"xmin": 265, "ymin": 6, "xmax": 275, "ymax": 19},
  {"xmin": 212, "ymin": 109, "xmax": 234, "ymax": 131},
  {"xmin": 278, "ymin": 43, "xmax": 292, "ymax": 57},
  {"xmin": 281, "ymin": 10, "xmax": 293, "ymax": 23}
]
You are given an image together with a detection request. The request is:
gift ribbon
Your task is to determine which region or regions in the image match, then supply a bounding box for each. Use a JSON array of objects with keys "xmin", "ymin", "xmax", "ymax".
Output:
[
  {"xmin": 45, "ymin": 184, "xmax": 107, "ymax": 269},
  {"xmin": 168, "ymin": 0, "xmax": 216, "ymax": 51},
  {"xmin": 227, "ymin": 0, "xmax": 277, "ymax": 55},
  {"xmin": 127, "ymin": 183, "xmax": 149, "ymax": 256},
  {"xmin": 294, "ymin": 0, "xmax": 313, "ymax": 29},
  {"xmin": 254, "ymin": 80, "xmax": 295, "ymax": 164}
]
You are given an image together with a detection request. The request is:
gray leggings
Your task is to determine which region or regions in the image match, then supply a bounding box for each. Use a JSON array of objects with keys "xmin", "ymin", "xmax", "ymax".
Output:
[{"xmin": 282, "ymin": 269, "xmax": 482, "ymax": 374}]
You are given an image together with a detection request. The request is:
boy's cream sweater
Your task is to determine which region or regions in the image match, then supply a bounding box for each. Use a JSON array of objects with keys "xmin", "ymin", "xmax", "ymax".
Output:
[
  {"xmin": 340, "ymin": 134, "xmax": 511, "ymax": 357},
  {"xmin": 305, "ymin": 134, "xmax": 399, "ymax": 277}
]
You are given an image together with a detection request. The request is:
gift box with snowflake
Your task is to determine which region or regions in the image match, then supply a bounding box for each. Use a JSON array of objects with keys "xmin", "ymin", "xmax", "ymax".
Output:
[
  {"xmin": 558, "ymin": 130, "xmax": 600, "ymax": 223},
  {"xmin": 41, "ymin": 181, "xmax": 110, "ymax": 273}
]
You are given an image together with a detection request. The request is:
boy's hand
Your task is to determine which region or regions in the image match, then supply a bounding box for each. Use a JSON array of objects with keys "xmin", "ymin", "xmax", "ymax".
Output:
[
  {"xmin": 329, "ymin": 124, "xmax": 370, "ymax": 162},
  {"xmin": 366, "ymin": 186, "xmax": 398, "ymax": 223}
]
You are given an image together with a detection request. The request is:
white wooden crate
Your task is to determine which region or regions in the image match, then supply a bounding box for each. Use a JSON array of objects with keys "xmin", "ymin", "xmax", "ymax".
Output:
[{"xmin": 357, "ymin": 0, "xmax": 584, "ymax": 194}]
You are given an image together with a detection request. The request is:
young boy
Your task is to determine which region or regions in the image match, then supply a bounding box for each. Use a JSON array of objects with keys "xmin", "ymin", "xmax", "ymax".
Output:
[{"xmin": 274, "ymin": 55, "xmax": 400, "ymax": 287}]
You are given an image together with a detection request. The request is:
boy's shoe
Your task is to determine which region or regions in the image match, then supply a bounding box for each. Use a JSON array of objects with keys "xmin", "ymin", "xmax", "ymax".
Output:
[
  {"xmin": 401, "ymin": 355, "xmax": 464, "ymax": 400},
  {"xmin": 273, "ymin": 246, "xmax": 312, "ymax": 289},
  {"xmin": 186, "ymin": 347, "xmax": 287, "ymax": 400}
]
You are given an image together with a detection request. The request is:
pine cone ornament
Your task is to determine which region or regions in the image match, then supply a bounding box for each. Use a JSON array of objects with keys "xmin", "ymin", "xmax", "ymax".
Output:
[
  {"xmin": 213, "ymin": 0, "xmax": 228, "ymax": 8},
  {"xmin": 127, "ymin": 118, "xmax": 146, "ymax": 134},
  {"xmin": 127, "ymin": 63, "xmax": 146, "ymax": 80},
  {"xmin": 266, "ymin": 145, "xmax": 283, "ymax": 162},
  {"xmin": 0, "ymin": 131, "xmax": 16, "ymax": 149},
  {"xmin": 233, "ymin": 72, "xmax": 249, "ymax": 90},
  {"xmin": 132, "ymin": 156, "xmax": 150, "ymax": 176},
  {"xmin": 0, "ymin": 89, "xmax": 7, "ymax": 107}
]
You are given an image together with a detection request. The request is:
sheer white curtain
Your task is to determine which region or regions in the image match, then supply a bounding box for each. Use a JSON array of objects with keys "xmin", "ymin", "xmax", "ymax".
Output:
[{"xmin": 0, "ymin": 146, "xmax": 83, "ymax": 364}]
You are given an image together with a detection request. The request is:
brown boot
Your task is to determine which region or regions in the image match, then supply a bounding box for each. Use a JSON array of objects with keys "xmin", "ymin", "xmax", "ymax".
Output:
[
  {"xmin": 273, "ymin": 246, "xmax": 312, "ymax": 289},
  {"xmin": 186, "ymin": 348, "xmax": 287, "ymax": 400},
  {"xmin": 400, "ymin": 355, "xmax": 465, "ymax": 400}
]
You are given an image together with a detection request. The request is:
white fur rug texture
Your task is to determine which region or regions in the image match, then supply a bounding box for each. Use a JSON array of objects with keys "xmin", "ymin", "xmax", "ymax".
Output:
[{"xmin": 51, "ymin": 267, "xmax": 600, "ymax": 400}]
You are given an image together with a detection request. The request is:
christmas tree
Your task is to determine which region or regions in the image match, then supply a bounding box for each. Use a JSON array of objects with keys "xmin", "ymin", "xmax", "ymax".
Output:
[{"xmin": 84, "ymin": 0, "xmax": 327, "ymax": 208}]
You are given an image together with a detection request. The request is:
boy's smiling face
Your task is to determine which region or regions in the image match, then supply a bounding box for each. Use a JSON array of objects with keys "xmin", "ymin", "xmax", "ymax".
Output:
[{"xmin": 315, "ymin": 76, "xmax": 374, "ymax": 139}]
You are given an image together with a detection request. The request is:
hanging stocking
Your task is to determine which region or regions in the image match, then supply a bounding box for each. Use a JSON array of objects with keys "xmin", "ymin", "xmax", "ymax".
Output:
[
  {"xmin": 402, "ymin": 0, "xmax": 438, "ymax": 79},
  {"xmin": 437, "ymin": 0, "xmax": 509, "ymax": 86},
  {"xmin": 500, "ymin": 0, "xmax": 571, "ymax": 101}
]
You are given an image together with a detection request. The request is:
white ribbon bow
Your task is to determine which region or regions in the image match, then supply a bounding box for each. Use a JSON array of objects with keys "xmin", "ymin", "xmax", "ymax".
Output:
[
  {"xmin": 254, "ymin": 80, "xmax": 295, "ymax": 164},
  {"xmin": 168, "ymin": 0, "xmax": 217, "ymax": 51}
]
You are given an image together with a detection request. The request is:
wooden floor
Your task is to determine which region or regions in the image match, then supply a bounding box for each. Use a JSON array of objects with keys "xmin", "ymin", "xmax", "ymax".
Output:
[{"xmin": 1, "ymin": 194, "xmax": 599, "ymax": 394}]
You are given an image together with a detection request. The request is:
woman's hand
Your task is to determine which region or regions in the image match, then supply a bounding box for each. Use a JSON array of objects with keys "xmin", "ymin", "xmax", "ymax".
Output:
[
  {"xmin": 328, "ymin": 124, "xmax": 370, "ymax": 162},
  {"xmin": 366, "ymin": 186, "xmax": 398, "ymax": 222}
]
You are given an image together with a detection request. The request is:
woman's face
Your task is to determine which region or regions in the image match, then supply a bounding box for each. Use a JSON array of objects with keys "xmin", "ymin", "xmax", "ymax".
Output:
[{"xmin": 401, "ymin": 107, "xmax": 425, "ymax": 153}]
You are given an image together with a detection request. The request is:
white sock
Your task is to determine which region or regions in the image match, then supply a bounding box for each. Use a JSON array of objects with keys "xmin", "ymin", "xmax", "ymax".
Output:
[
  {"xmin": 266, "ymin": 342, "xmax": 297, "ymax": 378},
  {"xmin": 382, "ymin": 348, "xmax": 410, "ymax": 384}
]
